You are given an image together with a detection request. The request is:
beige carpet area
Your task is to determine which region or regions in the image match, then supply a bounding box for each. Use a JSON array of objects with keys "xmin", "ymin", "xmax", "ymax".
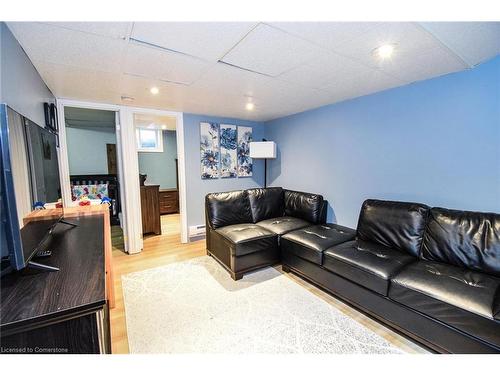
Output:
[{"xmin": 122, "ymin": 256, "xmax": 408, "ymax": 354}]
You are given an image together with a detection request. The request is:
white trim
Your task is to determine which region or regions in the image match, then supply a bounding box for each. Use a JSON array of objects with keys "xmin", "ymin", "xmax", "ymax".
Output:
[
  {"xmin": 114, "ymin": 111, "xmax": 130, "ymax": 252},
  {"xmin": 176, "ymin": 113, "xmax": 188, "ymax": 243},
  {"xmin": 118, "ymin": 107, "xmax": 143, "ymax": 253},
  {"xmin": 55, "ymin": 100, "xmax": 72, "ymax": 208}
]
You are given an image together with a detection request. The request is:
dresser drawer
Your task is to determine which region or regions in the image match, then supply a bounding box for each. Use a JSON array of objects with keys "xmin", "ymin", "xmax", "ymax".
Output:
[
  {"xmin": 160, "ymin": 190, "xmax": 179, "ymax": 200},
  {"xmin": 160, "ymin": 201, "xmax": 179, "ymax": 214},
  {"xmin": 160, "ymin": 192, "xmax": 177, "ymax": 200}
]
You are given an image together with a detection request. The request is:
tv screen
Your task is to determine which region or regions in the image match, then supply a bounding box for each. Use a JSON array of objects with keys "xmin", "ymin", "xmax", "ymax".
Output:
[
  {"xmin": 0, "ymin": 104, "xmax": 24, "ymax": 270},
  {"xmin": 25, "ymin": 118, "xmax": 61, "ymax": 204},
  {"xmin": 1, "ymin": 105, "xmax": 64, "ymax": 275}
]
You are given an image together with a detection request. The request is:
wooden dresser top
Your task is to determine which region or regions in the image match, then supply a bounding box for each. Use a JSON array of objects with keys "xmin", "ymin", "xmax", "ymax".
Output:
[{"xmin": 1, "ymin": 216, "xmax": 106, "ymax": 334}]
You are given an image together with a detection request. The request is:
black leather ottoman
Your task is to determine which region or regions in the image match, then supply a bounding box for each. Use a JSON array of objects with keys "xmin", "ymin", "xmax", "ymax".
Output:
[{"xmin": 281, "ymin": 224, "xmax": 356, "ymax": 266}]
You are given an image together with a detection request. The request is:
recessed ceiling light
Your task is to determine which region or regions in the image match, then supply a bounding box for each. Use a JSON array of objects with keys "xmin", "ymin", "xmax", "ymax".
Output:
[
  {"xmin": 161, "ymin": 125, "xmax": 167, "ymax": 130},
  {"xmin": 245, "ymin": 102, "xmax": 255, "ymax": 111},
  {"xmin": 372, "ymin": 44, "xmax": 397, "ymax": 60},
  {"xmin": 150, "ymin": 87, "xmax": 159, "ymax": 95}
]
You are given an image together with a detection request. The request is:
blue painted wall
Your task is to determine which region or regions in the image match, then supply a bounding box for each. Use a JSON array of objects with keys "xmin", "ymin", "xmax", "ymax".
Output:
[
  {"xmin": 138, "ymin": 130, "xmax": 178, "ymax": 189},
  {"xmin": 183, "ymin": 113, "xmax": 265, "ymax": 227},
  {"xmin": 265, "ymin": 56, "xmax": 500, "ymax": 228},
  {"xmin": 66, "ymin": 127, "xmax": 117, "ymax": 175}
]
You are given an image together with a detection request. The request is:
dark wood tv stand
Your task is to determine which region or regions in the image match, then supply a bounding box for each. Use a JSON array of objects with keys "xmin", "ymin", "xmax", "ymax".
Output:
[{"xmin": 0, "ymin": 215, "xmax": 111, "ymax": 354}]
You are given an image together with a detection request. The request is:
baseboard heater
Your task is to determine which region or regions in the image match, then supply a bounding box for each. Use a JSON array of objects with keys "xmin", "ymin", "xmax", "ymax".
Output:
[{"xmin": 189, "ymin": 224, "xmax": 206, "ymax": 239}]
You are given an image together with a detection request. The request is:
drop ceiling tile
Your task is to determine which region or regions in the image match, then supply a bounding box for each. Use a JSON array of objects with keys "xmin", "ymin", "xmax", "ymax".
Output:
[
  {"xmin": 332, "ymin": 22, "xmax": 440, "ymax": 69},
  {"xmin": 8, "ymin": 22, "xmax": 127, "ymax": 73},
  {"xmin": 124, "ymin": 43, "xmax": 210, "ymax": 84},
  {"xmin": 270, "ymin": 22, "xmax": 380, "ymax": 50},
  {"xmin": 43, "ymin": 22, "xmax": 132, "ymax": 39},
  {"xmin": 34, "ymin": 60, "xmax": 123, "ymax": 96},
  {"xmin": 253, "ymin": 78, "xmax": 323, "ymax": 104},
  {"xmin": 191, "ymin": 62, "xmax": 271, "ymax": 101},
  {"xmin": 277, "ymin": 50, "xmax": 377, "ymax": 89},
  {"xmin": 321, "ymin": 69, "xmax": 404, "ymax": 102},
  {"xmin": 419, "ymin": 22, "xmax": 500, "ymax": 66},
  {"xmin": 120, "ymin": 73, "xmax": 193, "ymax": 102},
  {"xmin": 221, "ymin": 23, "xmax": 323, "ymax": 77},
  {"xmin": 378, "ymin": 45, "xmax": 466, "ymax": 84},
  {"xmin": 131, "ymin": 22, "xmax": 257, "ymax": 61},
  {"xmin": 8, "ymin": 21, "xmax": 497, "ymax": 121}
]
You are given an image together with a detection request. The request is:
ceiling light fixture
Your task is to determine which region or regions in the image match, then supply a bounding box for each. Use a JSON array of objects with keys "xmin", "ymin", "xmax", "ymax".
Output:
[
  {"xmin": 372, "ymin": 44, "xmax": 397, "ymax": 60},
  {"xmin": 245, "ymin": 102, "xmax": 255, "ymax": 111},
  {"xmin": 161, "ymin": 125, "xmax": 167, "ymax": 130},
  {"xmin": 150, "ymin": 87, "xmax": 159, "ymax": 95}
]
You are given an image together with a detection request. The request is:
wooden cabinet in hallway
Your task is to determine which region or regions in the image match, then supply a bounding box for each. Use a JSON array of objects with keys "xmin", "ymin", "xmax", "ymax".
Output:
[{"xmin": 140, "ymin": 184, "xmax": 161, "ymax": 235}]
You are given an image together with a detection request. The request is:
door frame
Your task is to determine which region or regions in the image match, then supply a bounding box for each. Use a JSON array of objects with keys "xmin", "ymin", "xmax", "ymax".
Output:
[
  {"xmin": 126, "ymin": 106, "xmax": 188, "ymax": 243},
  {"xmin": 55, "ymin": 99, "xmax": 188, "ymax": 254}
]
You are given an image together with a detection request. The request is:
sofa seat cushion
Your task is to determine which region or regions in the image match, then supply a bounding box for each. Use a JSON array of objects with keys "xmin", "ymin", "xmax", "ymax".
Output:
[
  {"xmin": 216, "ymin": 224, "xmax": 278, "ymax": 257},
  {"xmin": 323, "ymin": 240, "xmax": 416, "ymax": 296},
  {"xmin": 256, "ymin": 216, "xmax": 310, "ymax": 236},
  {"xmin": 281, "ymin": 224, "xmax": 356, "ymax": 265},
  {"xmin": 391, "ymin": 261, "xmax": 500, "ymax": 319},
  {"xmin": 390, "ymin": 261, "xmax": 500, "ymax": 346}
]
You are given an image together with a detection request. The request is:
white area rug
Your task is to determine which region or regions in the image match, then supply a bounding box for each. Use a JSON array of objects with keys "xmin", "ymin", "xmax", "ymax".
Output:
[{"xmin": 122, "ymin": 256, "xmax": 404, "ymax": 354}]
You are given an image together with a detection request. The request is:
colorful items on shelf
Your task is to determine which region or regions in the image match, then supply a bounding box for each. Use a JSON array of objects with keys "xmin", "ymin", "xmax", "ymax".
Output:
[
  {"xmin": 33, "ymin": 201, "xmax": 46, "ymax": 210},
  {"xmin": 78, "ymin": 196, "xmax": 91, "ymax": 206},
  {"xmin": 101, "ymin": 197, "xmax": 112, "ymax": 206}
]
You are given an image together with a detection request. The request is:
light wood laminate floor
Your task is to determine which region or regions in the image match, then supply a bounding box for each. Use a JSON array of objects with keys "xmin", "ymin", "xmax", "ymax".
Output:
[{"xmin": 109, "ymin": 214, "xmax": 427, "ymax": 354}]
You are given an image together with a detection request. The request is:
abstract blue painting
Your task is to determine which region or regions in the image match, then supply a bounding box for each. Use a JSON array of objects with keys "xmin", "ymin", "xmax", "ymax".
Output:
[
  {"xmin": 200, "ymin": 122, "xmax": 220, "ymax": 179},
  {"xmin": 237, "ymin": 126, "xmax": 253, "ymax": 177},
  {"xmin": 220, "ymin": 124, "xmax": 237, "ymax": 178}
]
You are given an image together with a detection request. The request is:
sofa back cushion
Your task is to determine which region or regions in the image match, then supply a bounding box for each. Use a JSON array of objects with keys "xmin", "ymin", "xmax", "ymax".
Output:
[
  {"xmin": 284, "ymin": 190, "xmax": 324, "ymax": 224},
  {"xmin": 247, "ymin": 187, "xmax": 284, "ymax": 223},
  {"xmin": 357, "ymin": 199, "xmax": 429, "ymax": 257},
  {"xmin": 422, "ymin": 207, "xmax": 500, "ymax": 276},
  {"xmin": 205, "ymin": 190, "xmax": 253, "ymax": 229}
]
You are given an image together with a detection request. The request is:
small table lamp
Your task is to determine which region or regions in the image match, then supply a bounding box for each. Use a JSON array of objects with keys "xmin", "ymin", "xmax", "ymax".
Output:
[{"xmin": 249, "ymin": 140, "xmax": 277, "ymax": 188}]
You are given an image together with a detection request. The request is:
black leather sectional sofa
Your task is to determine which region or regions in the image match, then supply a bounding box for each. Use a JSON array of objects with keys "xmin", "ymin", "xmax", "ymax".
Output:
[
  {"xmin": 205, "ymin": 187, "xmax": 339, "ymax": 280},
  {"xmin": 205, "ymin": 188, "xmax": 500, "ymax": 353}
]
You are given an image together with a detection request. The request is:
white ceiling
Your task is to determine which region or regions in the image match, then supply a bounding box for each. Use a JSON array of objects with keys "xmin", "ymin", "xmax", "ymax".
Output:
[
  {"xmin": 7, "ymin": 22, "xmax": 500, "ymax": 122},
  {"xmin": 134, "ymin": 113, "xmax": 177, "ymax": 131}
]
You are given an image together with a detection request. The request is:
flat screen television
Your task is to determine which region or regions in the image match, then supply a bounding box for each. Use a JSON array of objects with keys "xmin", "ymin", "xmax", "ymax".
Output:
[
  {"xmin": 24, "ymin": 116, "xmax": 61, "ymax": 204},
  {"xmin": 1, "ymin": 104, "xmax": 64, "ymax": 276}
]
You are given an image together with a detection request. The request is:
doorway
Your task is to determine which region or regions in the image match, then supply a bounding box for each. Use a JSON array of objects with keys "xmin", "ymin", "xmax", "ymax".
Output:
[
  {"xmin": 134, "ymin": 112, "xmax": 181, "ymax": 243},
  {"xmin": 64, "ymin": 106, "xmax": 125, "ymax": 252},
  {"xmin": 56, "ymin": 100, "xmax": 188, "ymax": 253}
]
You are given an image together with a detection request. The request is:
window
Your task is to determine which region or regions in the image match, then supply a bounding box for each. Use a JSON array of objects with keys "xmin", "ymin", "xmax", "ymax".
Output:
[{"xmin": 136, "ymin": 128, "xmax": 163, "ymax": 152}]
